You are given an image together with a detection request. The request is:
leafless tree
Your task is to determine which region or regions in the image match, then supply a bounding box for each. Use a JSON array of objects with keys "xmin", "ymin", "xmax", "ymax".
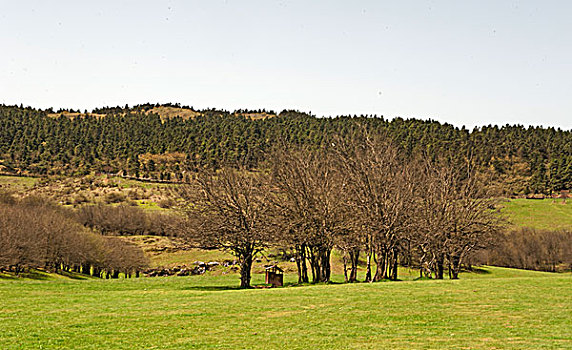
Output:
[
  {"xmin": 335, "ymin": 132, "xmax": 415, "ymax": 281},
  {"xmin": 177, "ymin": 167, "xmax": 272, "ymax": 288},
  {"xmin": 413, "ymin": 159, "xmax": 505, "ymax": 279},
  {"xmin": 0, "ymin": 192, "xmax": 148, "ymax": 277},
  {"xmin": 269, "ymin": 146, "xmax": 350, "ymax": 283},
  {"xmin": 479, "ymin": 228, "xmax": 572, "ymax": 272}
]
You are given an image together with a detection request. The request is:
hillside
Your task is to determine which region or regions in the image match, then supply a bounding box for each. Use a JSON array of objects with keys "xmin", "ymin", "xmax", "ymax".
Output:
[
  {"xmin": 502, "ymin": 198, "xmax": 572, "ymax": 230},
  {"xmin": 4, "ymin": 174, "xmax": 572, "ymax": 232},
  {"xmin": 2, "ymin": 104, "xmax": 572, "ymax": 196}
]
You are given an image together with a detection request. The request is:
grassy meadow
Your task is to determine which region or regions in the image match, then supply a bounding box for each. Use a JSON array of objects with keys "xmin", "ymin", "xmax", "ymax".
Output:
[
  {"xmin": 2, "ymin": 175, "xmax": 572, "ymax": 349},
  {"xmin": 502, "ymin": 198, "xmax": 572, "ymax": 230},
  {"xmin": 0, "ymin": 175, "xmax": 38, "ymax": 190},
  {"xmin": 1, "ymin": 267, "xmax": 570, "ymax": 349}
]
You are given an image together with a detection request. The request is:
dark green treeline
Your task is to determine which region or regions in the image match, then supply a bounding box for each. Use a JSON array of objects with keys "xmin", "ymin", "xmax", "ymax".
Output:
[{"xmin": 1, "ymin": 104, "xmax": 571, "ymax": 195}]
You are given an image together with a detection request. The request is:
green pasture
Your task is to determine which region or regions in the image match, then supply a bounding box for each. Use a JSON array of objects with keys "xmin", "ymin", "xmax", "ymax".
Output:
[
  {"xmin": 0, "ymin": 267, "xmax": 570, "ymax": 349},
  {"xmin": 502, "ymin": 198, "xmax": 572, "ymax": 230},
  {"xmin": 0, "ymin": 175, "xmax": 38, "ymax": 190}
]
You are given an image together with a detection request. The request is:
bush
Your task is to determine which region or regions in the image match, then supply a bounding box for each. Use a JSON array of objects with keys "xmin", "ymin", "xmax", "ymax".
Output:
[
  {"xmin": 104, "ymin": 191, "xmax": 127, "ymax": 204},
  {"xmin": 157, "ymin": 198, "xmax": 176, "ymax": 209},
  {"xmin": 75, "ymin": 204, "xmax": 185, "ymax": 236}
]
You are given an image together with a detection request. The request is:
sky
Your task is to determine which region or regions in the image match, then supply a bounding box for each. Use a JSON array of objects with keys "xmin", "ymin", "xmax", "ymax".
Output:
[{"xmin": 1, "ymin": 1, "xmax": 571, "ymax": 130}]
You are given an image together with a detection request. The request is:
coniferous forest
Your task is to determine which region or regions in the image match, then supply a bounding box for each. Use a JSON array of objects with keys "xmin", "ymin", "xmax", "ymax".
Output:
[{"xmin": 1, "ymin": 103, "xmax": 572, "ymax": 196}]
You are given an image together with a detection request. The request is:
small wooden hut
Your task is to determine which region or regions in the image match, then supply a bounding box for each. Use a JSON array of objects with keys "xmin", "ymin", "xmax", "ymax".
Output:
[{"xmin": 264, "ymin": 265, "xmax": 284, "ymax": 287}]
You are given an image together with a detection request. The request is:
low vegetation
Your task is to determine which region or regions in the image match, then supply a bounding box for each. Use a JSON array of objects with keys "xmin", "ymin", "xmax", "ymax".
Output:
[{"xmin": 477, "ymin": 227, "xmax": 572, "ymax": 272}]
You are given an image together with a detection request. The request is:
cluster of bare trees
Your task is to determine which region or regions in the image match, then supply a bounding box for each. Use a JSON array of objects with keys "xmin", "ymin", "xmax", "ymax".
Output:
[
  {"xmin": 476, "ymin": 228, "xmax": 572, "ymax": 272},
  {"xmin": 75, "ymin": 204, "xmax": 183, "ymax": 236},
  {"xmin": 0, "ymin": 193, "xmax": 148, "ymax": 277},
  {"xmin": 179, "ymin": 135, "xmax": 505, "ymax": 288}
]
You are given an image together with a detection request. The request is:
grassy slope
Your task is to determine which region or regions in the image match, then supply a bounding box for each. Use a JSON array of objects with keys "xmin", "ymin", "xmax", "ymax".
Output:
[
  {"xmin": 0, "ymin": 175, "xmax": 38, "ymax": 190},
  {"xmin": 0, "ymin": 267, "xmax": 570, "ymax": 349},
  {"xmin": 502, "ymin": 198, "xmax": 572, "ymax": 230}
]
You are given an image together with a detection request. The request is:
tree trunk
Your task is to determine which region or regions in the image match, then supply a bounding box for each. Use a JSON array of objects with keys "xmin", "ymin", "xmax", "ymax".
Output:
[
  {"xmin": 308, "ymin": 246, "xmax": 330, "ymax": 283},
  {"xmin": 383, "ymin": 250, "xmax": 390, "ymax": 280},
  {"xmin": 308, "ymin": 246, "xmax": 321, "ymax": 283},
  {"xmin": 390, "ymin": 249, "xmax": 398, "ymax": 280},
  {"xmin": 373, "ymin": 248, "xmax": 386, "ymax": 282},
  {"xmin": 296, "ymin": 254, "xmax": 303, "ymax": 283},
  {"xmin": 343, "ymin": 253, "xmax": 349, "ymax": 283},
  {"xmin": 321, "ymin": 249, "xmax": 331, "ymax": 283},
  {"xmin": 435, "ymin": 253, "xmax": 444, "ymax": 279},
  {"xmin": 81, "ymin": 263, "xmax": 91, "ymax": 275},
  {"xmin": 239, "ymin": 253, "xmax": 253, "ymax": 288},
  {"xmin": 349, "ymin": 249, "xmax": 359, "ymax": 283},
  {"xmin": 300, "ymin": 245, "xmax": 309, "ymax": 283},
  {"xmin": 450, "ymin": 253, "xmax": 461, "ymax": 279},
  {"xmin": 309, "ymin": 252, "xmax": 319, "ymax": 283},
  {"xmin": 295, "ymin": 244, "xmax": 309, "ymax": 284},
  {"xmin": 364, "ymin": 247, "xmax": 372, "ymax": 282}
]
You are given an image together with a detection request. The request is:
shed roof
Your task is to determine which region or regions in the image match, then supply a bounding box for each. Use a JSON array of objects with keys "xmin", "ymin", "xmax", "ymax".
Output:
[{"xmin": 265, "ymin": 265, "xmax": 284, "ymax": 272}]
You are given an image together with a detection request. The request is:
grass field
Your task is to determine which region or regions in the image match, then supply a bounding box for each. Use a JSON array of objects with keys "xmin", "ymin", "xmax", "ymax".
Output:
[
  {"xmin": 0, "ymin": 267, "xmax": 570, "ymax": 349},
  {"xmin": 502, "ymin": 198, "xmax": 572, "ymax": 230},
  {"xmin": 2, "ymin": 176, "xmax": 571, "ymax": 348},
  {"xmin": 0, "ymin": 175, "xmax": 38, "ymax": 190}
]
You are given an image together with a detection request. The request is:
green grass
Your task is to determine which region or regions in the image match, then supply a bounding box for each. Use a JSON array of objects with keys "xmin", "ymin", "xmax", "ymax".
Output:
[
  {"xmin": 134, "ymin": 199, "xmax": 166, "ymax": 211},
  {"xmin": 0, "ymin": 175, "xmax": 38, "ymax": 190},
  {"xmin": 502, "ymin": 198, "xmax": 572, "ymax": 230},
  {"xmin": 113, "ymin": 176, "xmax": 174, "ymax": 190},
  {"xmin": 150, "ymin": 249, "xmax": 235, "ymax": 268},
  {"xmin": 0, "ymin": 267, "xmax": 570, "ymax": 349}
]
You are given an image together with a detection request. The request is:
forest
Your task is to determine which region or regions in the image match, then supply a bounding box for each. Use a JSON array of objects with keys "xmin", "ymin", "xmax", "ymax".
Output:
[
  {"xmin": 2, "ymin": 120, "xmax": 571, "ymax": 288},
  {"xmin": 1, "ymin": 103, "xmax": 572, "ymax": 196}
]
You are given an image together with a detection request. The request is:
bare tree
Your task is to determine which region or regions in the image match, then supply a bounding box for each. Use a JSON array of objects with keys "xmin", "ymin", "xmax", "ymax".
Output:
[
  {"xmin": 269, "ymin": 147, "xmax": 350, "ymax": 283},
  {"xmin": 479, "ymin": 228, "xmax": 572, "ymax": 272},
  {"xmin": 413, "ymin": 159, "xmax": 505, "ymax": 279},
  {"xmin": 177, "ymin": 167, "xmax": 272, "ymax": 288},
  {"xmin": 335, "ymin": 133, "xmax": 415, "ymax": 281},
  {"xmin": 0, "ymin": 192, "xmax": 148, "ymax": 277}
]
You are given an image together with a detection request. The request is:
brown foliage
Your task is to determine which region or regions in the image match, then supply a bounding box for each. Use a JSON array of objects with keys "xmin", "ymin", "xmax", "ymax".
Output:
[{"xmin": 75, "ymin": 204, "xmax": 184, "ymax": 236}]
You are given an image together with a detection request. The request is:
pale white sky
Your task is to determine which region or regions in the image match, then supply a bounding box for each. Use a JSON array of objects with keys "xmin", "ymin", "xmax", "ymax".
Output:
[{"xmin": 1, "ymin": 1, "xmax": 571, "ymax": 129}]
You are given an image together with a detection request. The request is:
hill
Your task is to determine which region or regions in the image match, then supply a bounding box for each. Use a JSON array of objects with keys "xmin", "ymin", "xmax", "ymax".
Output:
[{"xmin": 2, "ymin": 103, "xmax": 572, "ymax": 196}]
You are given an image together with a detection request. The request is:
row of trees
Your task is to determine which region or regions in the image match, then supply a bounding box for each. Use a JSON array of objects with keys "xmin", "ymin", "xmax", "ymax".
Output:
[
  {"xmin": 0, "ymin": 193, "xmax": 148, "ymax": 277},
  {"xmin": 75, "ymin": 204, "xmax": 184, "ymax": 236},
  {"xmin": 2, "ymin": 104, "xmax": 572, "ymax": 195},
  {"xmin": 179, "ymin": 135, "xmax": 505, "ymax": 288},
  {"xmin": 477, "ymin": 228, "xmax": 572, "ymax": 272}
]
